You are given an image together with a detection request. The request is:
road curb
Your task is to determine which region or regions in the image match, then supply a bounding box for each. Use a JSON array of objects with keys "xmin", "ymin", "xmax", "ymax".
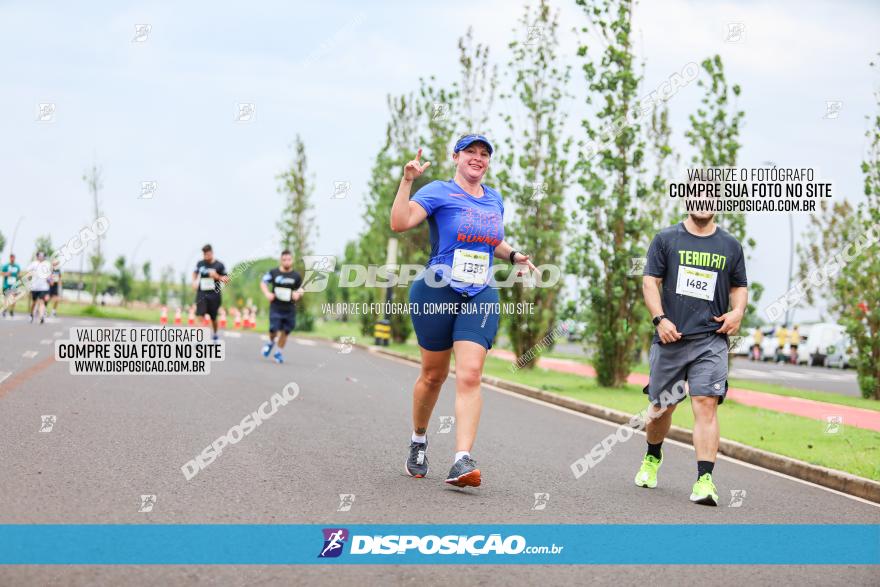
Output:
[{"xmin": 370, "ymin": 346, "xmax": 880, "ymax": 504}]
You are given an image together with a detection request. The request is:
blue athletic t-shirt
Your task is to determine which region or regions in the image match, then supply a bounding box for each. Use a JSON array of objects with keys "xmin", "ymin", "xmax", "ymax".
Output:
[{"xmin": 411, "ymin": 179, "xmax": 505, "ymax": 296}]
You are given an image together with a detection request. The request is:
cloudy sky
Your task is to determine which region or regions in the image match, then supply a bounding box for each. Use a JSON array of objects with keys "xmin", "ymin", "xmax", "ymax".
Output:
[{"xmin": 2, "ymin": 0, "xmax": 877, "ymax": 323}]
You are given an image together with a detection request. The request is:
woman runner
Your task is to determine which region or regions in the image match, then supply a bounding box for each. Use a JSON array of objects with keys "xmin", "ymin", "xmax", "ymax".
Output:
[{"xmin": 390, "ymin": 134, "xmax": 536, "ymax": 488}]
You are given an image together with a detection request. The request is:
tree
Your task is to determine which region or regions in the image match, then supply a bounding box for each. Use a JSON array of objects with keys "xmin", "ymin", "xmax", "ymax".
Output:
[
  {"xmin": 625, "ymin": 102, "xmax": 681, "ymax": 356},
  {"xmin": 224, "ymin": 258, "xmax": 277, "ymax": 314},
  {"xmin": 569, "ymin": 0, "xmax": 653, "ymax": 387},
  {"xmin": 34, "ymin": 235, "xmax": 53, "ymax": 257},
  {"xmin": 276, "ymin": 135, "xmax": 317, "ymax": 330},
  {"xmin": 353, "ymin": 97, "xmax": 422, "ymax": 341},
  {"xmin": 140, "ymin": 260, "xmax": 153, "ymax": 302},
  {"xmin": 179, "ymin": 272, "xmax": 190, "ymax": 309},
  {"xmin": 418, "ymin": 26, "xmax": 498, "ymax": 173},
  {"xmin": 796, "ymin": 57, "xmax": 880, "ymax": 399},
  {"xmin": 112, "ymin": 256, "xmax": 134, "ymax": 306},
  {"xmin": 495, "ymin": 0, "xmax": 572, "ymax": 366},
  {"xmin": 685, "ymin": 56, "xmax": 763, "ymax": 325},
  {"xmin": 454, "ymin": 27, "xmax": 498, "ymax": 134},
  {"xmin": 158, "ymin": 265, "xmax": 174, "ymax": 306},
  {"xmin": 82, "ymin": 162, "xmax": 105, "ymax": 304}
]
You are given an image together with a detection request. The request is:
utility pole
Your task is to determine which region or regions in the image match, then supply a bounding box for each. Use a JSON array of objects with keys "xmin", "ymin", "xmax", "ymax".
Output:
[{"xmin": 373, "ymin": 238, "xmax": 398, "ymax": 346}]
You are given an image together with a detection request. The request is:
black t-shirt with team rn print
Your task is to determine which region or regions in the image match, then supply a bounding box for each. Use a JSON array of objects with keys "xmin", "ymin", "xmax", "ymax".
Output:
[
  {"xmin": 262, "ymin": 268, "xmax": 303, "ymax": 312},
  {"xmin": 194, "ymin": 260, "xmax": 226, "ymax": 301},
  {"xmin": 644, "ymin": 222, "xmax": 748, "ymax": 343}
]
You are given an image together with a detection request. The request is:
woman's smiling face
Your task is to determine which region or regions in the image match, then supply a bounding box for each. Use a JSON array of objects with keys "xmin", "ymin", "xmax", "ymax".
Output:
[{"xmin": 453, "ymin": 142, "xmax": 491, "ymax": 183}]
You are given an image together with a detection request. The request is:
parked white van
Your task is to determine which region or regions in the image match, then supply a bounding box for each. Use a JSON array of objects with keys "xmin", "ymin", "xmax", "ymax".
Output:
[{"xmin": 799, "ymin": 322, "xmax": 846, "ymax": 366}]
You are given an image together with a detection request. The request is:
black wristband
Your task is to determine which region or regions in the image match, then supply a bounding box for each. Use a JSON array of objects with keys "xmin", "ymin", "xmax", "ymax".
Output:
[
  {"xmin": 509, "ymin": 250, "xmax": 518, "ymax": 263},
  {"xmin": 652, "ymin": 314, "xmax": 667, "ymax": 327}
]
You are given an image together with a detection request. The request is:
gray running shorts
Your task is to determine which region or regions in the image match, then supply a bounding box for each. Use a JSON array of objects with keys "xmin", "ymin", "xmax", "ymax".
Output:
[{"xmin": 644, "ymin": 333, "xmax": 728, "ymax": 406}]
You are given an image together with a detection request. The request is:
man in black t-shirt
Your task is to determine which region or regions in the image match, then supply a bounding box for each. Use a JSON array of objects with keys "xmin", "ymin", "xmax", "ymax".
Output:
[
  {"xmin": 192, "ymin": 244, "xmax": 229, "ymax": 340},
  {"xmin": 634, "ymin": 212, "xmax": 748, "ymax": 506},
  {"xmin": 259, "ymin": 249, "xmax": 304, "ymax": 364}
]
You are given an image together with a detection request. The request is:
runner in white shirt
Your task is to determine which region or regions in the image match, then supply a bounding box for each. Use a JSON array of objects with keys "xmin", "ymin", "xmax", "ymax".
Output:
[{"xmin": 27, "ymin": 251, "xmax": 52, "ymax": 324}]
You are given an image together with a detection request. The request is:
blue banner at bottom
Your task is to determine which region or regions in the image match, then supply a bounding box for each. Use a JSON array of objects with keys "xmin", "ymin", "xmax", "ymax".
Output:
[{"xmin": 0, "ymin": 525, "xmax": 877, "ymax": 565}]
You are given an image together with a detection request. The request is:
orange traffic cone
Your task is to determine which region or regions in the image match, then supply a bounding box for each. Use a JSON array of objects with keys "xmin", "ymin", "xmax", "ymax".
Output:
[
  {"xmin": 233, "ymin": 308, "xmax": 241, "ymax": 329},
  {"xmin": 218, "ymin": 308, "xmax": 227, "ymax": 329},
  {"xmin": 187, "ymin": 307, "xmax": 196, "ymax": 326},
  {"xmin": 202, "ymin": 313, "xmax": 211, "ymax": 326},
  {"xmin": 173, "ymin": 307, "xmax": 182, "ymax": 325},
  {"xmin": 159, "ymin": 306, "xmax": 168, "ymax": 325}
]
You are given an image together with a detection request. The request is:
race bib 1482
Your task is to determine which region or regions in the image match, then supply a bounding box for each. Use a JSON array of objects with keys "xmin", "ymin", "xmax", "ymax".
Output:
[{"xmin": 675, "ymin": 265, "xmax": 717, "ymax": 301}]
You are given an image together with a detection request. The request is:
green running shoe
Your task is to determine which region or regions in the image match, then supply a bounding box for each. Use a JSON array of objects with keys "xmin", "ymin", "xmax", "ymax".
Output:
[
  {"xmin": 690, "ymin": 473, "xmax": 719, "ymax": 506},
  {"xmin": 634, "ymin": 453, "xmax": 662, "ymax": 488}
]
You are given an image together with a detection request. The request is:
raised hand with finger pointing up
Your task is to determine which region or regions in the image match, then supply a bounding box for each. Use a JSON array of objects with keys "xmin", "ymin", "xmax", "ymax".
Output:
[{"xmin": 403, "ymin": 148, "xmax": 432, "ymax": 181}]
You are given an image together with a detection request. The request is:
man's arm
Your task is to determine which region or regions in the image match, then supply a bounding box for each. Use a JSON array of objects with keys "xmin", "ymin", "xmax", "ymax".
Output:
[
  {"xmin": 259, "ymin": 280, "xmax": 274, "ymax": 302},
  {"xmin": 207, "ymin": 264, "xmax": 230, "ymax": 284},
  {"xmin": 191, "ymin": 271, "xmax": 200, "ymax": 291},
  {"xmin": 713, "ymin": 286, "xmax": 748, "ymax": 335},
  {"xmin": 642, "ymin": 275, "xmax": 682, "ymax": 344}
]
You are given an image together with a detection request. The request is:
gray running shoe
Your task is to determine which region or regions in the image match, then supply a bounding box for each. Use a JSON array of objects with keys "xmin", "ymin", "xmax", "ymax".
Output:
[
  {"xmin": 405, "ymin": 441, "xmax": 428, "ymax": 478},
  {"xmin": 445, "ymin": 455, "xmax": 481, "ymax": 487}
]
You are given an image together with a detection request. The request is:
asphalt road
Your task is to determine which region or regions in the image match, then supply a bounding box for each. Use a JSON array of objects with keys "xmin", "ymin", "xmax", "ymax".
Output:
[
  {"xmin": 1, "ymin": 316, "xmax": 877, "ymax": 586},
  {"xmin": 551, "ymin": 340, "xmax": 860, "ymax": 396},
  {"xmin": 728, "ymin": 356, "xmax": 860, "ymax": 396}
]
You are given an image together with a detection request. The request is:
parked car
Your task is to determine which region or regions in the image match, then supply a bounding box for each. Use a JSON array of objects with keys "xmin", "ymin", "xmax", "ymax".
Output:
[
  {"xmin": 824, "ymin": 335, "xmax": 853, "ymax": 369},
  {"xmin": 565, "ymin": 320, "xmax": 587, "ymax": 343},
  {"xmin": 800, "ymin": 322, "xmax": 846, "ymax": 367},
  {"xmin": 760, "ymin": 324, "xmax": 805, "ymax": 363},
  {"xmin": 748, "ymin": 326, "xmax": 775, "ymax": 360},
  {"xmin": 761, "ymin": 334, "xmax": 786, "ymax": 362}
]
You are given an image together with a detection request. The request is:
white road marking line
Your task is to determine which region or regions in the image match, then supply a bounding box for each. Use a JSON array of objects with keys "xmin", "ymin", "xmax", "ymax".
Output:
[
  {"xmin": 370, "ymin": 350, "xmax": 880, "ymax": 508},
  {"xmin": 820, "ymin": 373, "xmax": 856, "ymax": 382},
  {"xmin": 774, "ymin": 371, "xmax": 809, "ymax": 380},
  {"xmin": 735, "ymin": 367, "xmax": 855, "ymax": 384},
  {"xmin": 484, "ymin": 381, "xmax": 880, "ymax": 509},
  {"xmin": 731, "ymin": 369, "xmax": 770, "ymax": 378},
  {"xmin": 294, "ymin": 339, "xmax": 317, "ymax": 346},
  {"xmin": 40, "ymin": 339, "xmax": 52, "ymax": 345},
  {"xmin": 0, "ymin": 371, "xmax": 11, "ymax": 385},
  {"xmin": 222, "ymin": 332, "xmax": 242, "ymax": 338},
  {"xmin": 53, "ymin": 331, "xmax": 63, "ymax": 337},
  {"xmin": 22, "ymin": 351, "xmax": 38, "ymax": 359}
]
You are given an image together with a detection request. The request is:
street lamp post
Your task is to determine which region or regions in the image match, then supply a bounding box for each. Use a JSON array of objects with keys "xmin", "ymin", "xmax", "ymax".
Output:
[
  {"xmin": 763, "ymin": 161, "xmax": 795, "ymax": 327},
  {"xmin": 9, "ymin": 216, "xmax": 24, "ymax": 254}
]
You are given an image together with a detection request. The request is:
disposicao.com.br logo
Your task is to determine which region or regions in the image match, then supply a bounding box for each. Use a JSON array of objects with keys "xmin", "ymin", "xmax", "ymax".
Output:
[{"xmin": 317, "ymin": 528, "xmax": 564, "ymax": 558}]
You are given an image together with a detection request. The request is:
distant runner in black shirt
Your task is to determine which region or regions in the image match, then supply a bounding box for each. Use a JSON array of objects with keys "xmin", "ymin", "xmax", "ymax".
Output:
[
  {"xmin": 48, "ymin": 259, "xmax": 62, "ymax": 318},
  {"xmin": 634, "ymin": 211, "xmax": 748, "ymax": 507},
  {"xmin": 259, "ymin": 249, "xmax": 304, "ymax": 364},
  {"xmin": 192, "ymin": 244, "xmax": 228, "ymax": 340}
]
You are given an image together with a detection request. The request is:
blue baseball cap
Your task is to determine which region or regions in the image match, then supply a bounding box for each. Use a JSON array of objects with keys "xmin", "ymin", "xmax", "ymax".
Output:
[{"xmin": 454, "ymin": 134, "xmax": 494, "ymax": 155}]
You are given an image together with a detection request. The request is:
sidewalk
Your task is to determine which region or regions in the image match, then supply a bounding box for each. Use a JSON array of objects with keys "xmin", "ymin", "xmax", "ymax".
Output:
[{"xmin": 490, "ymin": 350, "xmax": 880, "ymax": 433}]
